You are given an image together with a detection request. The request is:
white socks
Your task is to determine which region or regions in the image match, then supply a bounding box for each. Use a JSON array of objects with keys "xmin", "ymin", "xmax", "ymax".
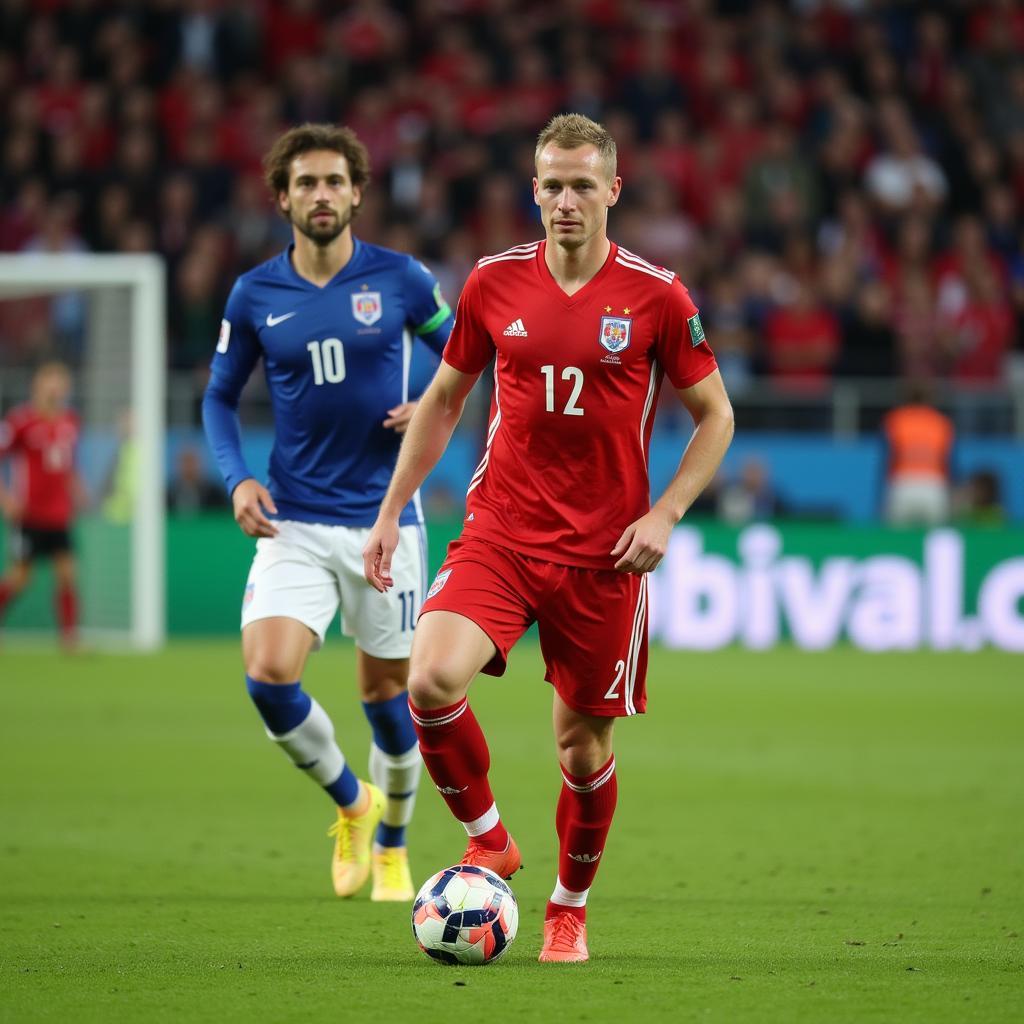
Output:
[
  {"xmin": 267, "ymin": 698, "xmax": 346, "ymax": 787},
  {"xmin": 369, "ymin": 741, "xmax": 422, "ymax": 830}
]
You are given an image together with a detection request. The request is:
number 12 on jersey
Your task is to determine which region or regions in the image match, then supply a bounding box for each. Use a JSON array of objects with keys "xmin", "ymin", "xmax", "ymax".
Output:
[{"xmin": 540, "ymin": 365, "xmax": 584, "ymax": 416}]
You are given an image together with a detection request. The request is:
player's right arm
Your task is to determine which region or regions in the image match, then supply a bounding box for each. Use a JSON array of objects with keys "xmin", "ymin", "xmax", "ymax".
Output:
[
  {"xmin": 363, "ymin": 267, "xmax": 493, "ymax": 591},
  {"xmin": 363, "ymin": 360, "xmax": 480, "ymax": 591},
  {"xmin": 201, "ymin": 282, "xmax": 278, "ymax": 537}
]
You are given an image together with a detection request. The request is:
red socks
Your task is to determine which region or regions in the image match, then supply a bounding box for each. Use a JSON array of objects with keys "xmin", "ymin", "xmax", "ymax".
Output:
[
  {"xmin": 410, "ymin": 698, "xmax": 508, "ymax": 851},
  {"xmin": 546, "ymin": 756, "xmax": 618, "ymax": 922},
  {"xmin": 412, "ymin": 694, "xmax": 618, "ymax": 914},
  {"xmin": 56, "ymin": 584, "xmax": 78, "ymax": 643},
  {"xmin": 0, "ymin": 580, "xmax": 78, "ymax": 642}
]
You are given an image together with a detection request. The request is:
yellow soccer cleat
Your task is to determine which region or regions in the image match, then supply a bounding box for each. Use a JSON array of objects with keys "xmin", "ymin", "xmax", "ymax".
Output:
[
  {"xmin": 327, "ymin": 782, "xmax": 386, "ymax": 897},
  {"xmin": 371, "ymin": 846, "xmax": 415, "ymax": 902}
]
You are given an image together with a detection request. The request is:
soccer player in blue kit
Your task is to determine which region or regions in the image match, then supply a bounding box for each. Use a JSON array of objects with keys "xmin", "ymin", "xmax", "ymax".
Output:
[{"xmin": 203, "ymin": 124, "xmax": 454, "ymax": 901}]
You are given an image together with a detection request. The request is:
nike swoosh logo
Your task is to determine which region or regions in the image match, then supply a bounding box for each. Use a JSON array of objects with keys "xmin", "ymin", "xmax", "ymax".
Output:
[{"xmin": 266, "ymin": 312, "xmax": 296, "ymax": 327}]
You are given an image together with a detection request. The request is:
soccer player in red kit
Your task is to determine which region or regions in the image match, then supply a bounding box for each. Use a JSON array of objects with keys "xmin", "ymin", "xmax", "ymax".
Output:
[
  {"xmin": 0, "ymin": 362, "xmax": 83, "ymax": 647},
  {"xmin": 363, "ymin": 114, "xmax": 734, "ymax": 961}
]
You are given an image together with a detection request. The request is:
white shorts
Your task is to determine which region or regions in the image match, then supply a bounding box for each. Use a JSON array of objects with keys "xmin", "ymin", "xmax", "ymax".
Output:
[
  {"xmin": 885, "ymin": 478, "xmax": 951, "ymax": 526},
  {"xmin": 240, "ymin": 520, "xmax": 428, "ymax": 659}
]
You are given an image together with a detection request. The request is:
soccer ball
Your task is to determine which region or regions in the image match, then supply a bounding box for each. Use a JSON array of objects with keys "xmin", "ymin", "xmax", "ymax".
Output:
[{"xmin": 411, "ymin": 864, "xmax": 519, "ymax": 965}]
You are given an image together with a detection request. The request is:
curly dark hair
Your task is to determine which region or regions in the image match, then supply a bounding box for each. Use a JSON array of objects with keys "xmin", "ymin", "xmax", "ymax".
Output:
[{"xmin": 263, "ymin": 124, "xmax": 372, "ymax": 209}]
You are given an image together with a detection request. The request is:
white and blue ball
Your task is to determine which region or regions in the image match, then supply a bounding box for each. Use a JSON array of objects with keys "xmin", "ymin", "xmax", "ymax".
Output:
[{"xmin": 412, "ymin": 865, "xmax": 519, "ymax": 966}]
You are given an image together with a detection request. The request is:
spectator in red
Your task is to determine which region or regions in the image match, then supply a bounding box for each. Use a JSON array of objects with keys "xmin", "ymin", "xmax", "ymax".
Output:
[
  {"xmin": 714, "ymin": 92, "xmax": 764, "ymax": 188},
  {"xmin": 266, "ymin": 0, "xmax": 323, "ymax": 76},
  {"xmin": 330, "ymin": 0, "xmax": 406, "ymax": 86},
  {"xmin": 946, "ymin": 265, "xmax": 1014, "ymax": 382},
  {"xmin": 882, "ymin": 214, "xmax": 936, "ymax": 299},
  {"xmin": 763, "ymin": 280, "xmax": 841, "ymax": 387},
  {"xmin": 909, "ymin": 11, "xmax": 953, "ymax": 111},
  {"xmin": 892, "ymin": 273, "xmax": 949, "ymax": 381},
  {"xmin": 935, "ymin": 214, "xmax": 1008, "ymax": 319},
  {"xmin": 0, "ymin": 362, "xmax": 84, "ymax": 648},
  {"xmin": 618, "ymin": 29, "xmax": 687, "ymax": 140},
  {"xmin": 35, "ymin": 45, "xmax": 84, "ymax": 136}
]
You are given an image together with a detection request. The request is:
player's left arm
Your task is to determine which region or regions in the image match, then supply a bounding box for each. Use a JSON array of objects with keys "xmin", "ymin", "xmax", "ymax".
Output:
[
  {"xmin": 383, "ymin": 258, "xmax": 456, "ymax": 434},
  {"xmin": 612, "ymin": 369, "xmax": 734, "ymax": 574}
]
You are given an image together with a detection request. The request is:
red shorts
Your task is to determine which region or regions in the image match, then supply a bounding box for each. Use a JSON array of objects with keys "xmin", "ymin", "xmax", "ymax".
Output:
[{"xmin": 420, "ymin": 538, "xmax": 648, "ymax": 717}]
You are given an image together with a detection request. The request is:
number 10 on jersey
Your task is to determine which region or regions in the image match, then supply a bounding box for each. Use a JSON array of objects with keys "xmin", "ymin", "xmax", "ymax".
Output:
[{"xmin": 307, "ymin": 338, "xmax": 346, "ymax": 385}]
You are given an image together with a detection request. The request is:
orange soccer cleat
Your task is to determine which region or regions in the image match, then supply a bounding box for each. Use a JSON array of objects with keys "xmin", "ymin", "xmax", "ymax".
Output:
[
  {"xmin": 460, "ymin": 835, "xmax": 522, "ymax": 880},
  {"xmin": 538, "ymin": 912, "xmax": 589, "ymax": 963}
]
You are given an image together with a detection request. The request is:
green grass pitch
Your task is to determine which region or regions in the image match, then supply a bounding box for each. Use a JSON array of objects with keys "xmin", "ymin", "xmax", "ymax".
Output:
[{"xmin": 1, "ymin": 642, "xmax": 1021, "ymax": 1023}]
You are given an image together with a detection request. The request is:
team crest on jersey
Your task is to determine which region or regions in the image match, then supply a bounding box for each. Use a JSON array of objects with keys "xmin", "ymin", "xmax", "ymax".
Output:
[
  {"xmin": 351, "ymin": 291, "xmax": 382, "ymax": 326},
  {"xmin": 427, "ymin": 568, "xmax": 452, "ymax": 600},
  {"xmin": 599, "ymin": 316, "xmax": 632, "ymax": 353}
]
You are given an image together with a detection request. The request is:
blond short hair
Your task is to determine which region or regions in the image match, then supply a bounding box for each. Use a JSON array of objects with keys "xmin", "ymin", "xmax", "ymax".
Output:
[{"xmin": 534, "ymin": 113, "xmax": 617, "ymax": 181}]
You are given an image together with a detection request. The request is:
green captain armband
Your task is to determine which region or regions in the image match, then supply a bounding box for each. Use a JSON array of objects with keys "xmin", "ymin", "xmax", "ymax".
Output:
[{"xmin": 415, "ymin": 303, "xmax": 452, "ymax": 336}]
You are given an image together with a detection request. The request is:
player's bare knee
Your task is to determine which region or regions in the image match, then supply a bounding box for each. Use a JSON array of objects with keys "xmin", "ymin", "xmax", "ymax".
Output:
[
  {"xmin": 360, "ymin": 676, "xmax": 404, "ymax": 703},
  {"xmin": 357, "ymin": 652, "xmax": 408, "ymax": 703},
  {"xmin": 555, "ymin": 721, "xmax": 614, "ymax": 776},
  {"xmin": 244, "ymin": 653, "xmax": 299, "ymax": 684},
  {"xmin": 406, "ymin": 668, "xmax": 448, "ymax": 709},
  {"xmin": 559, "ymin": 742, "xmax": 613, "ymax": 778},
  {"xmin": 407, "ymin": 658, "xmax": 468, "ymax": 709}
]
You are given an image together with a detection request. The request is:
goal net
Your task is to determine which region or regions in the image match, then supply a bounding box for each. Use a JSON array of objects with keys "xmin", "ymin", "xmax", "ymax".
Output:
[{"xmin": 0, "ymin": 254, "xmax": 165, "ymax": 650}]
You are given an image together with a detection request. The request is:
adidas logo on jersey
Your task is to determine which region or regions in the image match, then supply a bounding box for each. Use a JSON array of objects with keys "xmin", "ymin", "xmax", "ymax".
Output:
[
  {"xmin": 568, "ymin": 852, "xmax": 602, "ymax": 863},
  {"xmin": 503, "ymin": 318, "xmax": 528, "ymax": 337}
]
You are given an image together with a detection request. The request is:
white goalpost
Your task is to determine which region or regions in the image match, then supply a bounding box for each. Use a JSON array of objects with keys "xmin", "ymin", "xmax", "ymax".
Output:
[{"xmin": 0, "ymin": 253, "xmax": 166, "ymax": 650}]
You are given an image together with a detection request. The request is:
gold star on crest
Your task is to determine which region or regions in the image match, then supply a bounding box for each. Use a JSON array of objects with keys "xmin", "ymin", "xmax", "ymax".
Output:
[{"xmin": 623, "ymin": 307, "xmax": 631, "ymax": 315}]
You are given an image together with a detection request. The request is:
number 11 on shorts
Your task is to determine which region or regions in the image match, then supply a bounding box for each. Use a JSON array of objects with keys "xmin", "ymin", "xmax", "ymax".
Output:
[{"xmin": 398, "ymin": 589, "xmax": 417, "ymax": 631}]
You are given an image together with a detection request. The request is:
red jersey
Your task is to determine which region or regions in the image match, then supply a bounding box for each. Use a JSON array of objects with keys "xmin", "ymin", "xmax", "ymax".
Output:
[
  {"xmin": 0, "ymin": 404, "xmax": 79, "ymax": 529},
  {"xmin": 951, "ymin": 300, "xmax": 1013, "ymax": 382},
  {"xmin": 443, "ymin": 240, "xmax": 717, "ymax": 569},
  {"xmin": 764, "ymin": 305, "xmax": 841, "ymax": 384}
]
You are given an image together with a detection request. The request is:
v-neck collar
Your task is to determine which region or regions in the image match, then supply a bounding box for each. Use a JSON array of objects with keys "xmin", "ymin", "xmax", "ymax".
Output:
[
  {"xmin": 285, "ymin": 237, "xmax": 366, "ymax": 291},
  {"xmin": 536, "ymin": 239, "xmax": 618, "ymax": 308}
]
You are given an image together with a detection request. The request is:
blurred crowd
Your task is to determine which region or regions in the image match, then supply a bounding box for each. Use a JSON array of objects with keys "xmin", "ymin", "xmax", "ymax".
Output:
[{"xmin": 1, "ymin": 0, "xmax": 1023, "ymax": 397}]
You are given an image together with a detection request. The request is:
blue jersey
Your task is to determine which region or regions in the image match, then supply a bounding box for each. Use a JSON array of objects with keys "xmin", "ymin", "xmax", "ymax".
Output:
[{"xmin": 202, "ymin": 240, "xmax": 454, "ymax": 526}]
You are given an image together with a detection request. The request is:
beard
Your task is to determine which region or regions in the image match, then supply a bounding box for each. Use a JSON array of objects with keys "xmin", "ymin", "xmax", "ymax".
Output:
[{"xmin": 293, "ymin": 205, "xmax": 353, "ymax": 247}]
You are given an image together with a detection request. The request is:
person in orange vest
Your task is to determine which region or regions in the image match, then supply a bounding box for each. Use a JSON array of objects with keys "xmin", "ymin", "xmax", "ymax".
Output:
[{"xmin": 881, "ymin": 382, "xmax": 955, "ymax": 525}]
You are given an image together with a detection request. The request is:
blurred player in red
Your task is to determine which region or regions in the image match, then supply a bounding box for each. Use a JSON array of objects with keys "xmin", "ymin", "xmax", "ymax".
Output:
[
  {"xmin": 0, "ymin": 362, "xmax": 83, "ymax": 648},
  {"xmin": 364, "ymin": 114, "xmax": 734, "ymax": 961}
]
